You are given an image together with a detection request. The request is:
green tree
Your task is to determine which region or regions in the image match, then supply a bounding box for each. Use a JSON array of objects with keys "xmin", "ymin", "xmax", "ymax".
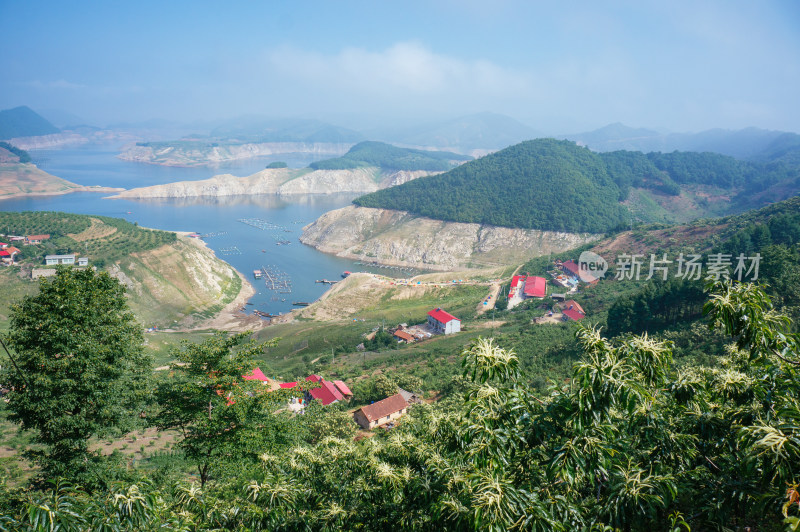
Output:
[
  {"xmin": 0, "ymin": 267, "xmax": 151, "ymax": 483},
  {"xmin": 155, "ymin": 332, "xmax": 293, "ymax": 487},
  {"xmin": 302, "ymin": 401, "xmax": 358, "ymax": 444}
]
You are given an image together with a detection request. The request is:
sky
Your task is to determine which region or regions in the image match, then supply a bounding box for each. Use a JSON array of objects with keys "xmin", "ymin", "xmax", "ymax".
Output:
[{"xmin": 1, "ymin": 0, "xmax": 798, "ymax": 134}]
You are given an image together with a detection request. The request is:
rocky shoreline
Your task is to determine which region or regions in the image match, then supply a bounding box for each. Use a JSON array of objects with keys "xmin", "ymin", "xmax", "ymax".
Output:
[
  {"xmin": 300, "ymin": 205, "xmax": 602, "ymax": 271},
  {"xmin": 118, "ymin": 141, "xmax": 352, "ymax": 167}
]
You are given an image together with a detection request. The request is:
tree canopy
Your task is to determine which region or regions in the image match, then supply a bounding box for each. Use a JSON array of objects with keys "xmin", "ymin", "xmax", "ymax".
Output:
[
  {"xmin": 310, "ymin": 141, "xmax": 471, "ymax": 171},
  {"xmin": 0, "ymin": 267, "xmax": 151, "ymax": 482}
]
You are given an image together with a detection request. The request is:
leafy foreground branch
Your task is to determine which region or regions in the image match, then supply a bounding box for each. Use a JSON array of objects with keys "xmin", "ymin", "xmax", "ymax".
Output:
[{"xmin": 2, "ymin": 281, "xmax": 800, "ymax": 530}]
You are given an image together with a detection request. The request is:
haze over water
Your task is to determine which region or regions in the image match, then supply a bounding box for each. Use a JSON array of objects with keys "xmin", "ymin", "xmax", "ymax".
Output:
[{"xmin": 0, "ymin": 145, "xmax": 420, "ymax": 319}]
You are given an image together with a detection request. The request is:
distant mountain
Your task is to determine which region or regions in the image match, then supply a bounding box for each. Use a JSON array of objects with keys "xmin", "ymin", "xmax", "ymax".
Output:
[
  {"xmin": 209, "ymin": 117, "xmax": 364, "ymax": 144},
  {"xmin": 36, "ymin": 108, "xmax": 88, "ymax": 129},
  {"xmin": 751, "ymin": 132, "xmax": 800, "ymax": 165},
  {"xmin": 309, "ymin": 141, "xmax": 471, "ymax": 172},
  {"xmin": 0, "ymin": 106, "xmax": 61, "ymax": 140},
  {"xmin": 374, "ymin": 112, "xmax": 542, "ymax": 153},
  {"xmin": 564, "ymin": 123, "xmax": 796, "ymax": 160}
]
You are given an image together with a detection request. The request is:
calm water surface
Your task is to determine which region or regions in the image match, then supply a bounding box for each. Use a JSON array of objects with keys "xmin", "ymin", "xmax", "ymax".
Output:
[{"xmin": 0, "ymin": 145, "xmax": 415, "ymax": 317}]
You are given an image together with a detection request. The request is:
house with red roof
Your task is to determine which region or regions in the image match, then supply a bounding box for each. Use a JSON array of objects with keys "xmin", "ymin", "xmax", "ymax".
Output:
[
  {"xmin": 562, "ymin": 309, "xmax": 585, "ymax": 321},
  {"xmin": 509, "ymin": 275, "xmax": 526, "ymax": 299},
  {"xmin": 310, "ymin": 379, "xmax": 345, "ymax": 405},
  {"xmin": 427, "ymin": 308, "xmax": 461, "ymax": 334},
  {"xmin": 561, "ymin": 260, "xmax": 581, "ymax": 279},
  {"xmin": 523, "ymin": 276, "xmax": 547, "ymax": 299},
  {"xmin": 560, "ymin": 300, "xmax": 585, "ymax": 315},
  {"xmin": 393, "ymin": 330, "xmax": 415, "ymax": 343},
  {"xmin": 353, "ymin": 393, "xmax": 409, "ymax": 429},
  {"xmin": 0, "ymin": 242, "xmax": 7, "ymax": 249},
  {"xmin": 25, "ymin": 234, "xmax": 50, "ymax": 245},
  {"xmin": 560, "ymin": 300, "xmax": 586, "ymax": 321},
  {"xmin": 241, "ymin": 367, "xmax": 281, "ymax": 391}
]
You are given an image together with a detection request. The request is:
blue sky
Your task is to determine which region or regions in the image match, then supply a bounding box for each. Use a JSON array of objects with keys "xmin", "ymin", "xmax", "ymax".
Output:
[{"xmin": 1, "ymin": 0, "xmax": 798, "ymax": 133}]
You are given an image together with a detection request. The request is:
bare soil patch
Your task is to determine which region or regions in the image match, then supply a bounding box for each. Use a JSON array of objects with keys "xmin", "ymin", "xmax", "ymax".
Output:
[{"xmin": 67, "ymin": 218, "xmax": 118, "ymax": 242}]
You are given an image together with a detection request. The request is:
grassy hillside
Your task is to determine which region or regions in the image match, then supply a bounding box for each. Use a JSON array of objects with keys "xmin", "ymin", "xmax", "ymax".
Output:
[
  {"xmin": 0, "ymin": 213, "xmax": 246, "ymax": 330},
  {"xmin": 309, "ymin": 141, "xmax": 471, "ymax": 171},
  {"xmin": 0, "ymin": 106, "xmax": 60, "ymax": 140}
]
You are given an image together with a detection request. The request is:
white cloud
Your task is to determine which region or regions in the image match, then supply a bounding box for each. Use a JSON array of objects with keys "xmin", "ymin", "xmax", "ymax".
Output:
[
  {"xmin": 263, "ymin": 41, "xmax": 532, "ymax": 103},
  {"xmin": 24, "ymin": 79, "xmax": 87, "ymax": 90}
]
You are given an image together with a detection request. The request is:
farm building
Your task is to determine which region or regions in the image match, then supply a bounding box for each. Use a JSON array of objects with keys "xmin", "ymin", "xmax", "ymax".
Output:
[
  {"xmin": 353, "ymin": 393, "xmax": 409, "ymax": 430},
  {"xmin": 393, "ymin": 330, "xmax": 415, "ymax": 343},
  {"xmin": 523, "ymin": 276, "xmax": 547, "ymax": 299},
  {"xmin": 427, "ymin": 308, "xmax": 461, "ymax": 334},
  {"xmin": 25, "ymin": 234, "xmax": 50, "ymax": 245},
  {"xmin": 45, "ymin": 254, "xmax": 76, "ymax": 265},
  {"xmin": 560, "ymin": 300, "xmax": 586, "ymax": 321}
]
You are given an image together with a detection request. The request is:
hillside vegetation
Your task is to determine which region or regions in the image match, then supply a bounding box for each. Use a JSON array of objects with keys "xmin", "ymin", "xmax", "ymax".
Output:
[
  {"xmin": 0, "ymin": 212, "xmax": 249, "ymax": 329},
  {"xmin": 355, "ymin": 139, "xmax": 629, "ymax": 233},
  {"xmin": 0, "ymin": 106, "xmax": 60, "ymax": 140},
  {"xmin": 310, "ymin": 141, "xmax": 472, "ymax": 171},
  {"xmin": 354, "ymin": 138, "xmax": 800, "ymax": 232}
]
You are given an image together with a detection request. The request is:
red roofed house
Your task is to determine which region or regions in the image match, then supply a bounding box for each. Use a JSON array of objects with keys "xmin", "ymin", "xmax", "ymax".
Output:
[
  {"xmin": 0, "ymin": 250, "xmax": 10, "ymax": 262},
  {"xmin": 25, "ymin": 234, "xmax": 50, "ymax": 245},
  {"xmin": 242, "ymin": 367, "xmax": 282, "ymax": 391},
  {"xmin": 427, "ymin": 308, "xmax": 461, "ymax": 334},
  {"xmin": 509, "ymin": 275, "xmax": 526, "ymax": 299},
  {"xmin": 562, "ymin": 309, "xmax": 585, "ymax": 321},
  {"xmin": 310, "ymin": 379, "xmax": 345, "ymax": 405},
  {"xmin": 0, "ymin": 242, "xmax": 7, "ymax": 249},
  {"xmin": 243, "ymin": 367, "xmax": 269, "ymax": 382},
  {"xmin": 523, "ymin": 276, "xmax": 547, "ymax": 299},
  {"xmin": 353, "ymin": 393, "xmax": 409, "ymax": 429},
  {"xmin": 560, "ymin": 300, "xmax": 586, "ymax": 321},
  {"xmin": 280, "ymin": 381, "xmax": 298, "ymax": 389},
  {"xmin": 333, "ymin": 380, "xmax": 353, "ymax": 399},
  {"xmin": 393, "ymin": 329, "xmax": 415, "ymax": 343},
  {"xmin": 561, "ymin": 260, "xmax": 581, "ymax": 279}
]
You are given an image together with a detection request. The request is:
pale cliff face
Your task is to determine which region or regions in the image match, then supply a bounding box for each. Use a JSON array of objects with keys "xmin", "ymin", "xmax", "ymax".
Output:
[
  {"xmin": 118, "ymin": 142, "xmax": 352, "ymax": 167},
  {"xmin": 110, "ymin": 168, "xmax": 438, "ymax": 199},
  {"xmin": 300, "ymin": 206, "xmax": 602, "ymax": 271}
]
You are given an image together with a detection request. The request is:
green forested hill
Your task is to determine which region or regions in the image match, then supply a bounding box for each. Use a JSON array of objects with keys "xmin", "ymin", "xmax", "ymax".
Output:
[
  {"xmin": 309, "ymin": 141, "xmax": 472, "ymax": 171},
  {"xmin": 354, "ymin": 139, "xmax": 630, "ymax": 233},
  {"xmin": 0, "ymin": 106, "xmax": 61, "ymax": 140},
  {"xmin": 353, "ymin": 139, "xmax": 800, "ymax": 232}
]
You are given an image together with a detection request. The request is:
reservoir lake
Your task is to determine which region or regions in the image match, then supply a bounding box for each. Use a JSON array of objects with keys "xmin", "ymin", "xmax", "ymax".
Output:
[{"xmin": 0, "ymin": 144, "xmax": 419, "ymax": 319}]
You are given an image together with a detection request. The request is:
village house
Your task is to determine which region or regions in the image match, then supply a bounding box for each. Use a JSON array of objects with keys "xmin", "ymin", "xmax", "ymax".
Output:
[
  {"xmin": 523, "ymin": 276, "xmax": 547, "ymax": 299},
  {"xmin": 240, "ymin": 369, "xmax": 353, "ymax": 409},
  {"xmin": 353, "ymin": 393, "xmax": 409, "ymax": 430},
  {"xmin": 559, "ymin": 259, "xmax": 581, "ymax": 279},
  {"xmin": 508, "ymin": 274, "xmax": 526, "ymax": 300},
  {"xmin": 45, "ymin": 254, "xmax": 76, "ymax": 266},
  {"xmin": 427, "ymin": 308, "xmax": 461, "ymax": 334},
  {"xmin": 560, "ymin": 299, "xmax": 586, "ymax": 321},
  {"xmin": 393, "ymin": 329, "xmax": 415, "ymax": 343},
  {"xmin": 0, "ymin": 245, "xmax": 20, "ymax": 264},
  {"xmin": 398, "ymin": 387, "xmax": 423, "ymax": 404},
  {"xmin": 0, "ymin": 242, "xmax": 7, "ymax": 249},
  {"xmin": 25, "ymin": 234, "xmax": 50, "ymax": 245}
]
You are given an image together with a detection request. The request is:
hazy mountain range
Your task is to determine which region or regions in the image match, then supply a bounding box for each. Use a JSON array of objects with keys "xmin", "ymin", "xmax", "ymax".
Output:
[{"xmin": 2, "ymin": 105, "xmax": 800, "ymax": 163}]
